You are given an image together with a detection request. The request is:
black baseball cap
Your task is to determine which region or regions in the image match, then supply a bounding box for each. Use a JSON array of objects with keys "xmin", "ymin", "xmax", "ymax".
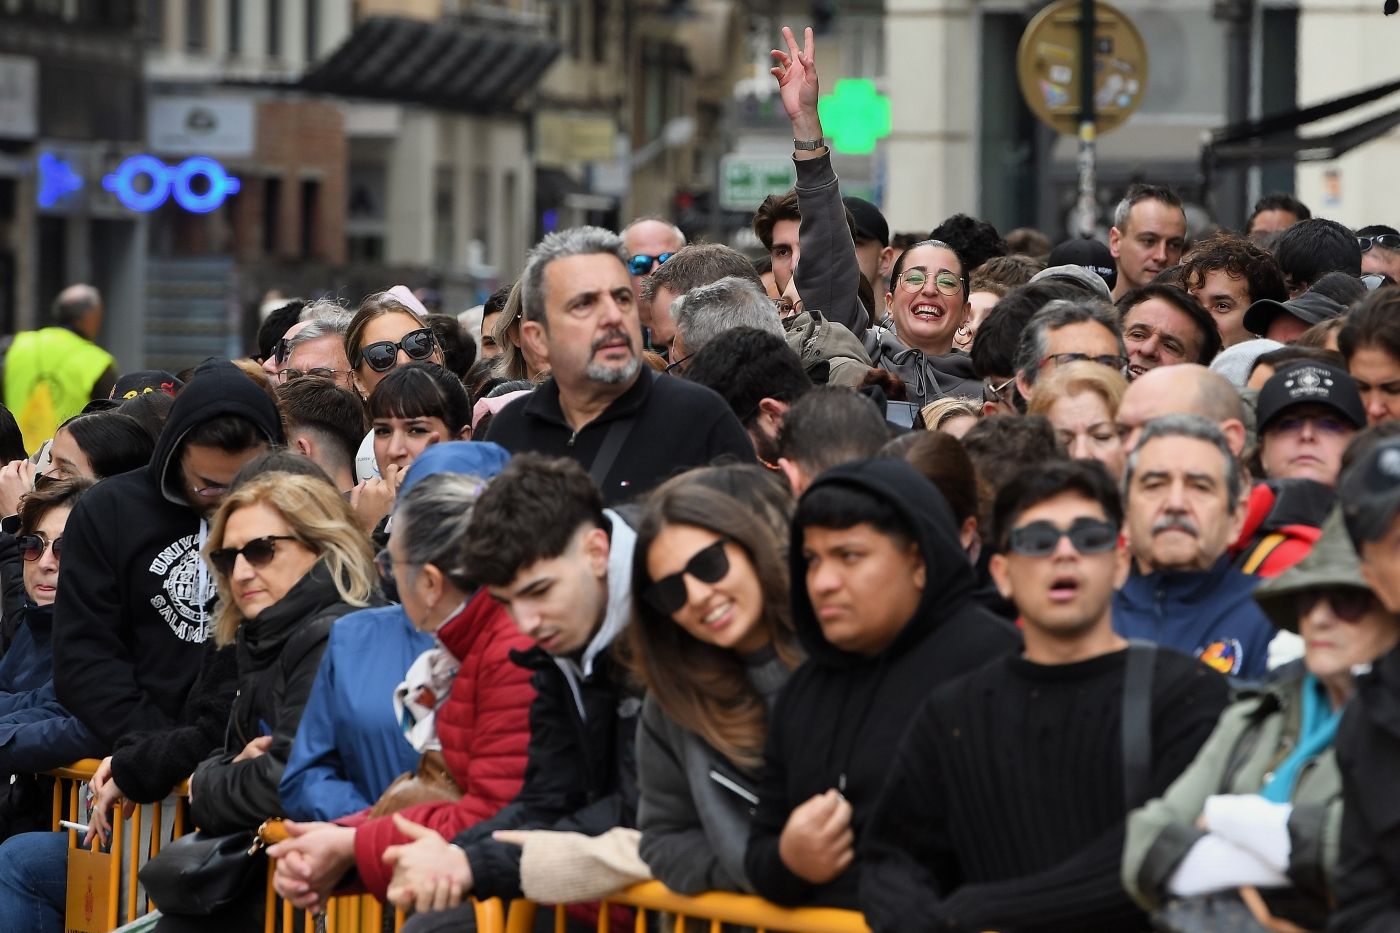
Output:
[
  {"xmin": 1046, "ymin": 238, "xmax": 1117, "ymax": 293},
  {"xmin": 1243, "ymin": 291, "xmax": 1346, "ymax": 337},
  {"xmin": 843, "ymin": 197, "xmax": 889, "ymax": 247},
  {"xmin": 1255, "ymin": 359, "xmax": 1365, "ymax": 433},
  {"xmin": 1339, "ymin": 436, "xmax": 1400, "ymax": 547}
]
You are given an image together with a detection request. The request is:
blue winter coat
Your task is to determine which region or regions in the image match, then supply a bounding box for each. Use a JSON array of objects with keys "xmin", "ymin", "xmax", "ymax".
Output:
[
  {"xmin": 0, "ymin": 603, "xmax": 103, "ymax": 771},
  {"xmin": 279, "ymin": 605, "xmax": 432, "ymax": 821},
  {"xmin": 1112, "ymin": 556, "xmax": 1277, "ymax": 681}
]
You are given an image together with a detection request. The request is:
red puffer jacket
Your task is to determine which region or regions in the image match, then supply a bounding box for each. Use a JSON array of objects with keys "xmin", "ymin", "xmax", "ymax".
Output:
[{"xmin": 350, "ymin": 587, "xmax": 536, "ymax": 899}]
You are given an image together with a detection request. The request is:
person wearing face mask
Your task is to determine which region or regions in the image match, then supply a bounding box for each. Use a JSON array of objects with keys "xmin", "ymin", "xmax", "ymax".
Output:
[
  {"xmin": 768, "ymin": 26, "xmax": 979, "ymax": 408},
  {"xmin": 271, "ymin": 448, "xmax": 534, "ymax": 912},
  {"xmin": 1124, "ymin": 509, "xmax": 1397, "ymax": 932}
]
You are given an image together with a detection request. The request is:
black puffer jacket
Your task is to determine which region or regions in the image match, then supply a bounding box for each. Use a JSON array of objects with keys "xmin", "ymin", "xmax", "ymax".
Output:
[
  {"xmin": 744, "ymin": 460, "xmax": 1020, "ymax": 908},
  {"xmin": 1330, "ymin": 644, "xmax": 1400, "ymax": 932},
  {"xmin": 190, "ymin": 562, "xmax": 367, "ymax": 834}
]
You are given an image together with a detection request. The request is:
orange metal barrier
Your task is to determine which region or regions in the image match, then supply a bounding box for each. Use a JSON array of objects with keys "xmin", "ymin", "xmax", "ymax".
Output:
[
  {"xmin": 506, "ymin": 882, "xmax": 871, "ymax": 933},
  {"xmin": 49, "ymin": 757, "xmax": 191, "ymax": 931}
]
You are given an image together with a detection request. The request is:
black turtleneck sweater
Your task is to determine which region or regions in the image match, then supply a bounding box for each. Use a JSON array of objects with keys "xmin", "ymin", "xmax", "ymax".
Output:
[{"xmin": 860, "ymin": 646, "xmax": 1228, "ymax": 933}]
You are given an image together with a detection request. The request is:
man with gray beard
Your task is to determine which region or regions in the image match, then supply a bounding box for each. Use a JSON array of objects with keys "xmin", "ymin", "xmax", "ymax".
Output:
[
  {"xmin": 1111, "ymin": 414, "xmax": 1280, "ymax": 680},
  {"xmin": 485, "ymin": 226, "xmax": 754, "ymax": 503}
]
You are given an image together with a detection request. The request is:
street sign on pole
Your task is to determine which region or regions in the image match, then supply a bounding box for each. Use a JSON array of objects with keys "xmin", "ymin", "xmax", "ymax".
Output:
[
  {"xmin": 1017, "ymin": 0, "xmax": 1148, "ymax": 236},
  {"xmin": 718, "ymin": 155, "xmax": 797, "ymax": 212}
]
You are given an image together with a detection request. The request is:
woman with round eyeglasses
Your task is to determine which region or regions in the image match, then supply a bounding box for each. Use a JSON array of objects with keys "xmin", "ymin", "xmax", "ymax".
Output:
[
  {"xmin": 345, "ymin": 292, "xmax": 447, "ymax": 399},
  {"xmin": 861, "ymin": 239, "xmax": 983, "ymax": 408},
  {"xmin": 85, "ymin": 472, "xmax": 379, "ymax": 931},
  {"xmin": 1125, "ymin": 510, "xmax": 1400, "ymax": 931}
]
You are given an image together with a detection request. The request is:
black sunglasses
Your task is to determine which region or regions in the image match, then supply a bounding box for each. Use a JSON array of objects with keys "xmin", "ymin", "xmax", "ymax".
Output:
[
  {"xmin": 357, "ymin": 327, "xmax": 437, "ymax": 373},
  {"xmin": 628, "ymin": 253, "xmax": 675, "ymax": 276},
  {"xmin": 17, "ymin": 532, "xmax": 62, "ymax": 562},
  {"xmin": 642, "ymin": 537, "xmax": 730, "ymax": 615},
  {"xmin": 1358, "ymin": 234, "xmax": 1400, "ymax": 253},
  {"xmin": 207, "ymin": 535, "xmax": 301, "ymax": 577},
  {"xmin": 1008, "ymin": 518, "xmax": 1118, "ymax": 557},
  {"xmin": 1298, "ymin": 588, "xmax": 1376, "ymax": 623}
]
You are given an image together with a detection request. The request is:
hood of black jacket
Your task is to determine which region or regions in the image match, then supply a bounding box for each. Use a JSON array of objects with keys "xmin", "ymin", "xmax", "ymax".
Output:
[
  {"xmin": 790, "ymin": 458, "xmax": 974, "ymax": 668},
  {"xmin": 150, "ymin": 359, "xmax": 285, "ymax": 507}
]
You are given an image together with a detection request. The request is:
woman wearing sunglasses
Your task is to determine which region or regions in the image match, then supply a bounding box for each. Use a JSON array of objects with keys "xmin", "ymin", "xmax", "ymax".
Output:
[
  {"xmin": 345, "ymin": 291, "xmax": 447, "ymax": 398},
  {"xmin": 121, "ymin": 472, "xmax": 377, "ymax": 931},
  {"xmin": 1124, "ymin": 510, "xmax": 1400, "ymax": 931},
  {"xmin": 0, "ymin": 478, "xmax": 106, "ymax": 836},
  {"xmin": 627, "ymin": 466, "xmax": 802, "ymax": 894}
]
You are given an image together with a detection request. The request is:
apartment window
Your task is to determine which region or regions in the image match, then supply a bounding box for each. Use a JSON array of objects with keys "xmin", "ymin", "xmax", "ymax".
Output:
[
  {"xmin": 300, "ymin": 180, "xmax": 320, "ymax": 258},
  {"xmin": 434, "ymin": 168, "xmax": 455, "ymax": 269},
  {"xmin": 305, "ymin": 0, "xmax": 319, "ymax": 62},
  {"xmin": 144, "ymin": 0, "xmax": 165, "ymax": 45},
  {"xmin": 472, "ymin": 168, "xmax": 491, "ymax": 265},
  {"xmin": 591, "ymin": 0, "xmax": 607, "ymax": 63},
  {"xmin": 227, "ymin": 0, "xmax": 242, "ymax": 55},
  {"xmin": 185, "ymin": 0, "xmax": 206, "ymax": 52},
  {"xmin": 263, "ymin": 176, "xmax": 282, "ymax": 254},
  {"xmin": 266, "ymin": 0, "xmax": 281, "ymax": 58}
]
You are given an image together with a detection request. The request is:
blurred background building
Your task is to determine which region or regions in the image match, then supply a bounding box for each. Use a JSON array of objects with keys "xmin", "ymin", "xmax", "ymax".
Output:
[{"xmin": 0, "ymin": 0, "xmax": 1394, "ymax": 371}]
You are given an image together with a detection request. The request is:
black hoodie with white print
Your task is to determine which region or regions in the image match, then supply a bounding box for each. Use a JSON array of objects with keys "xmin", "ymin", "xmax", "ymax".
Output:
[
  {"xmin": 743, "ymin": 459, "xmax": 1020, "ymax": 908},
  {"xmin": 53, "ymin": 359, "xmax": 283, "ymax": 749}
]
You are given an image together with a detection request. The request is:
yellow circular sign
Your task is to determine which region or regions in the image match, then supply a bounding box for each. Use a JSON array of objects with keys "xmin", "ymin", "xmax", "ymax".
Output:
[{"xmin": 1017, "ymin": 0, "xmax": 1149, "ymax": 136}]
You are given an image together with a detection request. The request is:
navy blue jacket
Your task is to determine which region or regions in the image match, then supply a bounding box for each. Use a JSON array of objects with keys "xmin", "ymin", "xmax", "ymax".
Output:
[
  {"xmin": 1112, "ymin": 556, "xmax": 1276, "ymax": 680},
  {"xmin": 0, "ymin": 604, "xmax": 103, "ymax": 772}
]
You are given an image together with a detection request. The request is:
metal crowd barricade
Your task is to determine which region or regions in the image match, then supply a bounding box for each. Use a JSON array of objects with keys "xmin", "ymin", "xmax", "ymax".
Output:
[
  {"xmin": 48, "ymin": 757, "xmax": 191, "ymax": 931},
  {"xmin": 261, "ymin": 861, "xmax": 508, "ymax": 933},
  {"xmin": 505, "ymin": 882, "xmax": 873, "ymax": 933}
]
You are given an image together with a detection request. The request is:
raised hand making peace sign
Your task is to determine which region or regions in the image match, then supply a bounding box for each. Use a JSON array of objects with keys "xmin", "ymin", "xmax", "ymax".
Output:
[{"xmin": 770, "ymin": 26, "xmax": 826, "ymax": 152}]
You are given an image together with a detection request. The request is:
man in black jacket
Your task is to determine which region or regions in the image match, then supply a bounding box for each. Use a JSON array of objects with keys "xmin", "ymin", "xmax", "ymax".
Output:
[
  {"xmin": 484, "ymin": 226, "xmax": 754, "ymax": 504},
  {"xmin": 380, "ymin": 455, "xmax": 639, "ymax": 930},
  {"xmin": 743, "ymin": 459, "xmax": 1019, "ymax": 908},
  {"xmin": 1330, "ymin": 436, "xmax": 1400, "ymax": 932},
  {"xmin": 859, "ymin": 460, "xmax": 1229, "ymax": 933},
  {"xmin": 53, "ymin": 359, "xmax": 282, "ymax": 752}
]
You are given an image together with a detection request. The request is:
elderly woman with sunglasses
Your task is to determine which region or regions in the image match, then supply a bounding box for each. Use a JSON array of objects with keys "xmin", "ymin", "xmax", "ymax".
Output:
[
  {"xmin": 1124, "ymin": 510, "xmax": 1400, "ymax": 931},
  {"xmin": 0, "ymin": 479, "xmax": 106, "ymax": 803}
]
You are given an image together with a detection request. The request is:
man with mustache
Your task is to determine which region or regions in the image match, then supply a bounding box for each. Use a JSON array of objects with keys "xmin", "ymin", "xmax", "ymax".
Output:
[
  {"xmin": 1112, "ymin": 414, "xmax": 1280, "ymax": 679},
  {"xmin": 485, "ymin": 226, "xmax": 754, "ymax": 503}
]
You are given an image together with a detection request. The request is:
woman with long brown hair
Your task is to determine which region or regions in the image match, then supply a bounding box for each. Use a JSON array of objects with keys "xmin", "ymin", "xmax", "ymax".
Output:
[{"xmin": 628, "ymin": 464, "xmax": 801, "ymax": 894}]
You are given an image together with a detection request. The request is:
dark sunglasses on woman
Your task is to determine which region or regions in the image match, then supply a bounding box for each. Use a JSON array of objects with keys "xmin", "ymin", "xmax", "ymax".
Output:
[
  {"xmin": 641, "ymin": 537, "xmax": 731, "ymax": 615},
  {"xmin": 1298, "ymin": 588, "xmax": 1377, "ymax": 623},
  {"xmin": 208, "ymin": 535, "xmax": 300, "ymax": 577},
  {"xmin": 17, "ymin": 533, "xmax": 62, "ymax": 562},
  {"xmin": 356, "ymin": 327, "xmax": 438, "ymax": 373}
]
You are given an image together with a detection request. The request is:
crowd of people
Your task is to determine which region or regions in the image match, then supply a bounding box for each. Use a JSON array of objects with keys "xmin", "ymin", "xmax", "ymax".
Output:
[{"xmin": 0, "ymin": 23, "xmax": 1397, "ymax": 933}]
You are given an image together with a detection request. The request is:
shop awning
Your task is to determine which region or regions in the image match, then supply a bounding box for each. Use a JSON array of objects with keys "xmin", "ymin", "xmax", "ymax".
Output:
[
  {"xmin": 297, "ymin": 16, "xmax": 561, "ymax": 115},
  {"xmin": 1203, "ymin": 75, "xmax": 1400, "ymax": 166}
]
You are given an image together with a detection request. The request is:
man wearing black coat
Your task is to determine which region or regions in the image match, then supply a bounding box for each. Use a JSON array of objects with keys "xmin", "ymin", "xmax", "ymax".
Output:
[{"xmin": 485, "ymin": 226, "xmax": 754, "ymax": 504}]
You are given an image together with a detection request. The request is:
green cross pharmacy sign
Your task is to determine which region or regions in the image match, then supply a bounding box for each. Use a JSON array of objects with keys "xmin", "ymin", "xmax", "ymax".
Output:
[{"xmin": 818, "ymin": 79, "xmax": 892, "ymax": 155}]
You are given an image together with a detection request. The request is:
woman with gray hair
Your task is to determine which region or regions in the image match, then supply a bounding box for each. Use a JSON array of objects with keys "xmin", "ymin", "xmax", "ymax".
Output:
[{"xmin": 270, "ymin": 467, "xmax": 537, "ymax": 912}]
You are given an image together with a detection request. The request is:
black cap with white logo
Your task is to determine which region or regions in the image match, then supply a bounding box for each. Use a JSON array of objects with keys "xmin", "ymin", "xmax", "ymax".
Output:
[{"xmin": 1255, "ymin": 359, "xmax": 1365, "ymax": 433}]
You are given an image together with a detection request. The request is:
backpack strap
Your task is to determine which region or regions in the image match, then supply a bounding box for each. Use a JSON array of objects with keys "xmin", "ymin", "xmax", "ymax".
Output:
[
  {"xmin": 1121, "ymin": 640, "xmax": 1158, "ymax": 811},
  {"xmin": 1240, "ymin": 532, "xmax": 1288, "ymax": 575},
  {"xmin": 588, "ymin": 416, "xmax": 638, "ymax": 489}
]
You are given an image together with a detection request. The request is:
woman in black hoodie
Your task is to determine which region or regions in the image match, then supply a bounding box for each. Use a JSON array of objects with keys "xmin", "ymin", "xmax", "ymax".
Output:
[
  {"xmin": 743, "ymin": 459, "xmax": 1019, "ymax": 908},
  {"xmin": 96, "ymin": 471, "xmax": 379, "ymax": 931}
]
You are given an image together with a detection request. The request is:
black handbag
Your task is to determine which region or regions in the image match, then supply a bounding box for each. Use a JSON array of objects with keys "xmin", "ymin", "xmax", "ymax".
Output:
[{"xmin": 138, "ymin": 829, "xmax": 266, "ymax": 915}]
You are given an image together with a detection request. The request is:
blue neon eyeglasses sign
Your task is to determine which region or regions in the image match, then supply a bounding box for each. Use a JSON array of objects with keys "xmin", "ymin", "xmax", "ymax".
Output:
[{"xmin": 100, "ymin": 155, "xmax": 241, "ymax": 214}]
